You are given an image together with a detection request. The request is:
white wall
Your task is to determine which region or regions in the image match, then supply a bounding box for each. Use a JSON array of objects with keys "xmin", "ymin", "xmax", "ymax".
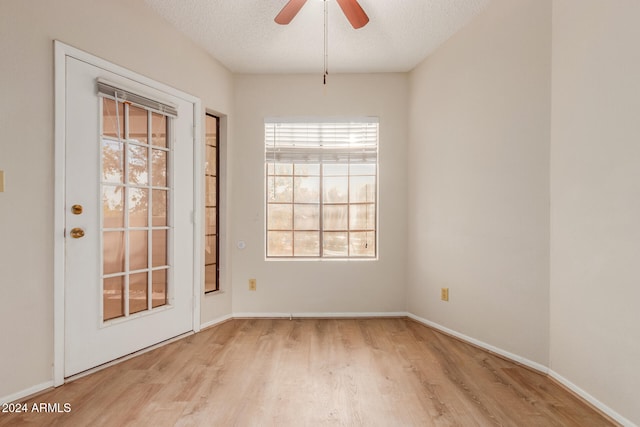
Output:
[
  {"xmin": 231, "ymin": 74, "xmax": 408, "ymax": 315},
  {"xmin": 0, "ymin": 0, "xmax": 233, "ymax": 400},
  {"xmin": 550, "ymin": 1, "xmax": 640, "ymax": 424},
  {"xmin": 407, "ymin": 0, "xmax": 552, "ymax": 365}
]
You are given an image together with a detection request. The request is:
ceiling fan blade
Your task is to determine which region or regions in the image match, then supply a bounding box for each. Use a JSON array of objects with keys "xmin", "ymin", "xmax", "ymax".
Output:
[
  {"xmin": 335, "ymin": 0, "xmax": 369, "ymax": 29},
  {"xmin": 275, "ymin": 0, "xmax": 308, "ymax": 25}
]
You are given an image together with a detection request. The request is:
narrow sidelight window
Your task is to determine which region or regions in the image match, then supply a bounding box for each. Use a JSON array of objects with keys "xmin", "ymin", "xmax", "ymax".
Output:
[{"xmin": 204, "ymin": 114, "xmax": 220, "ymax": 292}]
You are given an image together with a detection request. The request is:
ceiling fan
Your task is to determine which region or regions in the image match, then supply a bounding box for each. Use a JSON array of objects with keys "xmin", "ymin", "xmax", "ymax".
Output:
[{"xmin": 275, "ymin": 0, "xmax": 369, "ymax": 29}]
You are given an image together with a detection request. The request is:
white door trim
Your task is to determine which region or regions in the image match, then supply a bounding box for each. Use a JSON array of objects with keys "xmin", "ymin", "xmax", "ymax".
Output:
[{"xmin": 53, "ymin": 41, "xmax": 202, "ymax": 386}]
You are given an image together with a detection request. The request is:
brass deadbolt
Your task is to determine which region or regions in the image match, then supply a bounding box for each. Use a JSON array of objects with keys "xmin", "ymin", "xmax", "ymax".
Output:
[
  {"xmin": 70, "ymin": 228, "xmax": 85, "ymax": 239},
  {"xmin": 71, "ymin": 204, "xmax": 83, "ymax": 215}
]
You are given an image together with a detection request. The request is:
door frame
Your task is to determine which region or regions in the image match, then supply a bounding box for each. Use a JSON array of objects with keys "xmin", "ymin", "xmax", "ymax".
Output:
[{"xmin": 53, "ymin": 41, "xmax": 202, "ymax": 386}]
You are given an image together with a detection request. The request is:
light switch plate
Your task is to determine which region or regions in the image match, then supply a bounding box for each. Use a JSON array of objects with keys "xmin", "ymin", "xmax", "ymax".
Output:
[{"xmin": 0, "ymin": 170, "xmax": 4, "ymax": 192}]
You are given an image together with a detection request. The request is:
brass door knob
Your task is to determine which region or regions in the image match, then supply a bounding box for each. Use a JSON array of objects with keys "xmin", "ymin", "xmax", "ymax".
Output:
[
  {"xmin": 71, "ymin": 204, "xmax": 83, "ymax": 215},
  {"xmin": 70, "ymin": 228, "xmax": 85, "ymax": 239}
]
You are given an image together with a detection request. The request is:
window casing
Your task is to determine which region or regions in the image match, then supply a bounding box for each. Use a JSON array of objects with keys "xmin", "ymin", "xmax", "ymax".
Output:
[{"xmin": 265, "ymin": 119, "xmax": 378, "ymax": 259}]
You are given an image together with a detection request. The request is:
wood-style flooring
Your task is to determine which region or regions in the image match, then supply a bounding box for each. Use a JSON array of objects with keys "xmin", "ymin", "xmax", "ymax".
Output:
[{"xmin": 0, "ymin": 318, "xmax": 616, "ymax": 426}]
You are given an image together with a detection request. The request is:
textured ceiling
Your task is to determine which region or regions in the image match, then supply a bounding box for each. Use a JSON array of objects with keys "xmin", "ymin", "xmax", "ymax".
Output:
[{"xmin": 144, "ymin": 0, "xmax": 490, "ymax": 74}]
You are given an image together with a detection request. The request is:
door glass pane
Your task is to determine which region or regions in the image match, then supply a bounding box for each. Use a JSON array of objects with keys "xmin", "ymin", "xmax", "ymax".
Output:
[
  {"xmin": 102, "ymin": 98, "xmax": 124, "ymax": 139},
  {"xmin": 129, "ymin": 230, "xmax": 148, "ymax": 271},
  {"xmin": 152, "ymin": 190, "xmax": 167, "ymax": 226},
  {"xmin": 151, "ymin": 149, "xmax": 167, "ymax": 187},
  {"xmin": 103, "ymin": 276, "xmax": 124, "ymax": 321},
  {"xmin": 129, "ymin": 188, "xmax": 148, "ymax": 227},
  {"xmin": 152, "ymin": 269, "xmax": 167, "ymax": 308},
  {"xmin": 129, "ymin": 272, "xmax": 148, "ymax": 314},
  {"xmin": 128, "ymin": 145, "xmax": 148, "ymax": 186},
  {"xmin": 102, "ymin": 140, "xmax": 124, "ymax": 184},
  {"xmin": 103, "ymin": 185, "xmax": 124, "ymax": 228},
  {"xmin": 128, "ymin": 105, "xmax": 148, "ymax": 144},
  {"xmin": 103, "ymin": 231, "xmax": 125, "ymax": 275},
  {"xmin": 151, "ymin": 113, "xmax": 167, "ymax": 148},
  {"xmin": 152, "ymin": 230, "xmax": 167, "ymax": 267},
  {"xmin": 102, "ymin": 98, "xmax": 172, "ymax": 320}
]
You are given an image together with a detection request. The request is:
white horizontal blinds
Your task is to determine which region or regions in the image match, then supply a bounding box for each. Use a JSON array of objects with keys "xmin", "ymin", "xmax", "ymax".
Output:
[
  {"xmin": 96, "ymin": 80, "xmax": 178, "ymax": 118},
  {"xmin": 265, "ymin": 120, "xmax": 378, "ymax": 164}
]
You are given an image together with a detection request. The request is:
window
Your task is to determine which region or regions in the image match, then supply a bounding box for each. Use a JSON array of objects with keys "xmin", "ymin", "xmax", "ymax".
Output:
[
  {"xmin": 204, "ymin": 114, "xmax": 219, "ymax": 292},
  {"xmin": 265, "ymin": 119, "xmax": 378, "ymax": 259}
]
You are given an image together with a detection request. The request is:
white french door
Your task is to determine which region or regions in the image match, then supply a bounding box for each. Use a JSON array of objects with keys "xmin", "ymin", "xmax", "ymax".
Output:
[{"xmin": 63, "ymin": 55, "xmax": 196, "ymax": 377}]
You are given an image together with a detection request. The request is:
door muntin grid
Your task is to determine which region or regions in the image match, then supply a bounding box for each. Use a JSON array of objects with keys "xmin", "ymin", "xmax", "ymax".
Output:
[{"xmin": 101, "ymin": 98, "xmax": 172, "ymax": 322}]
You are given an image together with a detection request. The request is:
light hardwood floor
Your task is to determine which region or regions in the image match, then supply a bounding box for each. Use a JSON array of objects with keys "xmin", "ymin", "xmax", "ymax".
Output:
[{"xmin": 0, "ymin": 318, "xmax": 616, "ymax": 426}]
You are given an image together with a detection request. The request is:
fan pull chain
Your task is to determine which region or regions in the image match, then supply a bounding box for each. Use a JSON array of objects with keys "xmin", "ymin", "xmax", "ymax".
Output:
[{"xmin": 324, "ymin": 0, "xmax": 328, "ymax": 85}]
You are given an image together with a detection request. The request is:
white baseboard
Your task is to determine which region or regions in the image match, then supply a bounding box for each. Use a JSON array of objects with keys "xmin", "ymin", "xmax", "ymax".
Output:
[
  {"xmin": 407, "ymin": 313, "xmax": 549, "ymax": 374},
  {"xmin": 1, "ymin": 380, "xmax": 54, "ymax": 405},
  {"xmin": 407, "ymin": 313, "xmax": 636, "ymax": 426},
  {"xmin": 200, "ymin": 313, "xmax": 234, "ymax": 330},
  {"xmin": 548, "ymin": 370, "xmax": 637, "ymax": 427},
  {"xmin": 232, "ymin": 311, "xmax": 408, "ymax": 319}
]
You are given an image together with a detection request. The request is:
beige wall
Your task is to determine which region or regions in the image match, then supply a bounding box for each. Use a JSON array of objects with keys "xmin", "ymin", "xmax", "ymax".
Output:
[
  {"xmin": 0, "ymin": 0, "xmax": 233, "ymax": 399},
  {"xmin": 407, "ymin": 0, "xmax": 552, "ymax": 365},
  {"xmin": 550, "ymin": 0, "xmax": 640, "ymax": 424},
  {"xmin": 231, "ymin": 74, "xmax": 408, "ymax": 314}
]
